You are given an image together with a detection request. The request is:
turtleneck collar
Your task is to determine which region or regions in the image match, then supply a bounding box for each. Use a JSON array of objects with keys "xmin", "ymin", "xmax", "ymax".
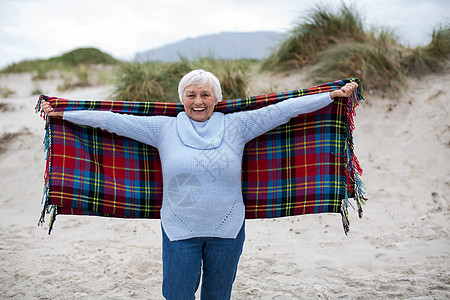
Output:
[{"xmin": 176, "ymin": 112, "xmax": 225, "ymax": 149}]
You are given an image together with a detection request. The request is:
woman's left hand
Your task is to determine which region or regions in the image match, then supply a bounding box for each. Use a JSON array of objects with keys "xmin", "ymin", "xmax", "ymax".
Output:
[{"xmin": 330, "ymin": 82, "xmax": 358, "ymax": 99}]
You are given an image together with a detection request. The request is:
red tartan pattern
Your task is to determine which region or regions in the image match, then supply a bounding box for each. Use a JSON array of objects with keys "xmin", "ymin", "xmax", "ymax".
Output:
[{"xmin": 37, "ymin": 78, "xmax": 365, "ymax": 234}]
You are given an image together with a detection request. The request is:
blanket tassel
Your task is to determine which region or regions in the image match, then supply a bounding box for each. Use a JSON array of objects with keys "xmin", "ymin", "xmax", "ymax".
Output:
[
  {"xmin": 38, "ymin": 205, "xmax": 46, "ymax": 227},
  {"xmin": 340, "ymin": 202, "xmax": 350, "ymax": 235},
  {"xmin": 47, "ymin": 206, "xmax": 57, "ymax": 235}
]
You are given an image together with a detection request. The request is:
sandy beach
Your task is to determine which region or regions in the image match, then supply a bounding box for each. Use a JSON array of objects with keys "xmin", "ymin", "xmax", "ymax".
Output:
[{"xmin": 0, "ymin": 71, "xmax": 448, "ymax": 299}]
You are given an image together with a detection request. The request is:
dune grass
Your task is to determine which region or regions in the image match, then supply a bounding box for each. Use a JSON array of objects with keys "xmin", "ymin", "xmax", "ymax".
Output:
[
  {"xmin": 113, "ymin": 62, "xmax": 168, "ymax": 102},
  {"xmin": 261, "ymin": 3, "xmax": 366, "ymax": 71},
  {"xmin": 309, "ymin": 41, "xmax": 405, "ymax": 95},
  {"xmin": 401, "ymin": 26, "xmax": 450, "ymax": 76},
  {"xmin": 113, "ymin": 58, "xmax": 253, "ymax": 102},
  {"xmin": 189, "ymin": 57, "xmax": 251, "ymax": 100},
  {"xmin": 308, "ymin": 25, "xmax": 449, "ymax": 94},
  {"xmin": 262, "ymin": 3, "xmax": 449, "ymax": 94}
]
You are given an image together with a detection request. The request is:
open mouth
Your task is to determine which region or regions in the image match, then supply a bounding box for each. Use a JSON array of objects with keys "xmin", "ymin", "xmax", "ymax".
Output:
[{"xmin": 192, "ymin": 107, "xmax": 206, "ymax": 112}]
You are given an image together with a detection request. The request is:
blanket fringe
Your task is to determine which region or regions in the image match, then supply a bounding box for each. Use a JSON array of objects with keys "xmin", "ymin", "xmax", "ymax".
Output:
[
  {"xmin": 36, "ymin": 94, "xmax": 55, "ymax": 233},
  {"xmin": 35, "ymin": 94, "xmax": 48, "ymax": 121},
  {"xmin": 340, "ymin": 201, "xmax": 350, "ymax": 235},
  {"xmin": 339, "ymin": 78, "xmax": 367, "ymax": 234},
  {"xmin": 38, "ymin": 205, "xmax": 46, "ymax": 227}
]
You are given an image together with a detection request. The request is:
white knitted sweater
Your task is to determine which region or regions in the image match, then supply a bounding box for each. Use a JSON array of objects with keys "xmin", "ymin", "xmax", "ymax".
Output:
[{"xmin": 64, "ymin": 92, "xmax": 332, "ymax": 241}]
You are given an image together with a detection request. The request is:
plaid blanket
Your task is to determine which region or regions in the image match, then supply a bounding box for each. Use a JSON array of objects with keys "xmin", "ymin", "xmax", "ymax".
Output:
[{"xmin": 36, "ymin": 78, "xmax": 365, "ymax": 234}]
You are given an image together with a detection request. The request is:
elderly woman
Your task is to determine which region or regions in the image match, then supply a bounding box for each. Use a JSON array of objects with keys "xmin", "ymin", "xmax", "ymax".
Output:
[{"xmin": 41, "ymin": 69, "xmax": 357, "ymax": 300}]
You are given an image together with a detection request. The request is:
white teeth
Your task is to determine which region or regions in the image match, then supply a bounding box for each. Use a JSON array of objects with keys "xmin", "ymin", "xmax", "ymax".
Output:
[{"xmin": 192, "ymin": 108, "xmax": 206, "ymax": 111}]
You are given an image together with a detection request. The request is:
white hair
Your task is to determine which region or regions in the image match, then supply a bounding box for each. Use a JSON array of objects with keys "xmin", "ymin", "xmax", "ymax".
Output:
[{"xmin": 178, "ymin": 69, "xmax": 223, "ymax": 103}]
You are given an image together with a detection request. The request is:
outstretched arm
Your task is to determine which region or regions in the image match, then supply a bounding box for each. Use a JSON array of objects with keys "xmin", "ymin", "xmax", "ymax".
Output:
[
  {"xmin": 39, "ymin": 99, "xmax": 170, "ymax": 148},
  {"xmin": 230, "ymin": 82, "xmax": 359, "ymax": 143}
]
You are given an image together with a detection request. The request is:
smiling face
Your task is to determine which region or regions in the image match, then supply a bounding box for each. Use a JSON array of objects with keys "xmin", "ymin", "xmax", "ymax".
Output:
[{"xmin": 182, "ymin": 84, "xmax": 218, "ymax": 122}]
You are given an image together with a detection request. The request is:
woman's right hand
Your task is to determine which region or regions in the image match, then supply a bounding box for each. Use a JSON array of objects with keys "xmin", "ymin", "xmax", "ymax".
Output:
[{"xmin": 40, "ymin": 100, "xmax": 64, "ymax": 117}]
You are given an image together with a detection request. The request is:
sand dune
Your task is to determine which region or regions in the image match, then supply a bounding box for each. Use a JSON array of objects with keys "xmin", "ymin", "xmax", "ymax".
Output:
[{"xmin": 0, "ymin": 72, "xmax": 448, "ymax": 299}]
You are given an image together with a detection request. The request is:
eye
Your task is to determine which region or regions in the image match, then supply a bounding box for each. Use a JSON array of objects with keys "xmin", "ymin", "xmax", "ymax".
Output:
[{"xmin": 202, "ymin": 93, "xmax": 210, "ymax": 97}]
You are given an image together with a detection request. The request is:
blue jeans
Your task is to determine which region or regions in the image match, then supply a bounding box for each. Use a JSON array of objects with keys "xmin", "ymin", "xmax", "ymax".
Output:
[{"xmin": 162, "ymin": 224, "xmax": 245, "ymax": 300}]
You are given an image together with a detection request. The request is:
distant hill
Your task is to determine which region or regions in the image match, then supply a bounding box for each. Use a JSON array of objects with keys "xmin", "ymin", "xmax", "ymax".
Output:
[
  {"xmin": 1, "ymin": 47, "xmax": 121, "ymax": 73},
  {"xmin": 49, "ymin": 48, "xmax": 121, "ymax": 66},
  {"xmin": 135, "ymin": 31, "xmax": 284, "ymax": 62}
]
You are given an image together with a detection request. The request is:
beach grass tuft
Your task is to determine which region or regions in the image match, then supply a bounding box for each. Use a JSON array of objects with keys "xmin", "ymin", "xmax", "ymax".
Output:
[
  {"xmin": 401, "ymin": 25, "xmax": 450, "ymax": 76},
  {"xmin": 309, "ymin": 41, "xmax": 406, "ymax": 95},
  {"xmin": 261, "ymin": 3, "xmax": 365, "ymax": 71},
  {"xmin": 112, "ymin": 58, "xmax": 253, "ymax": 102},
  {"xmin": 113, "ymin": 62, "xmax": 167, "ymax": 102}
]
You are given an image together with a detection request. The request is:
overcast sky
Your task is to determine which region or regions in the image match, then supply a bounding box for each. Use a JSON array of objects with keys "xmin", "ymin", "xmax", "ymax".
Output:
[{"xmin": 1, "ymin": 0, "xmax": 448, "ymax": 68}]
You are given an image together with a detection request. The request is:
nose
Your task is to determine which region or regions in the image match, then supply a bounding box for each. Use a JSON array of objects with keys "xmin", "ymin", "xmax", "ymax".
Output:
[{"xmin": 193, "ymin": 96, "xmax": 203, "ymax": 105}]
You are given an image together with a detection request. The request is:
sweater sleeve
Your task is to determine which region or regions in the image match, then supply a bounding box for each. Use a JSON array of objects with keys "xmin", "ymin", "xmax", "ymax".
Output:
[
  {"xmin": 229, "ymin": 92, "xmax": 333, "ymax": 143},
  {"xmin": 63, "ymin": 110, "xmax": 171, "ymax": 148}
]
